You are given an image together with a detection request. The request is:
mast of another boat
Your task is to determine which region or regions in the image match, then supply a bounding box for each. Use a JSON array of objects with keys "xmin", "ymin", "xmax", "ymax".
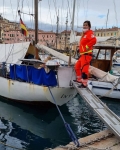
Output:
[
  {"xmin": 68, "ymin": 0, "xmax": 76, "ymax": 66},
  {"xmin": 34, "ymin": 0, "xmax": 39, "ymax": 59},
  {"xmin": 56, "ymin": 10, "xmax": 59, "ymax": 50}
]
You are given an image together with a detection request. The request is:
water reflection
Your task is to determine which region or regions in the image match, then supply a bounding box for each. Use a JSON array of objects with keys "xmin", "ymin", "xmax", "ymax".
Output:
[
  {"xmin": 101, "ymin": 98, "xmax": 120, "ymax": 117},
  {"xmin": 0, "ymin": 95, "xmax": 118, "ymax": 149},
  {"xmin": 66, "ymin": 95, "xmax": 106, "ymax": 138}
]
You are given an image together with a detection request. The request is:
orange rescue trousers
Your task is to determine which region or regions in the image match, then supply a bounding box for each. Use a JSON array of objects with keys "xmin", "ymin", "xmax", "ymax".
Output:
[{"xmin": 74, "ymin": 55, "xmax": 92, "ymax": 86}]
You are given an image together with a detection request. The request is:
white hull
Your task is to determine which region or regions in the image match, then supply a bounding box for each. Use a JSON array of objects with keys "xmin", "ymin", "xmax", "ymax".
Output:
[
  {"xmin": 0, "ymin": 77, "xmax": 77, "ymax": 106},
  {"xmin": 88, "ymin": 80, "xmax": 120, "ymax": 99}
]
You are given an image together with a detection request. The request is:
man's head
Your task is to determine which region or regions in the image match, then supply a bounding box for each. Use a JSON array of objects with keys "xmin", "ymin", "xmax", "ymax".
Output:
[{"xmin": 83, "ymin": 20, "xmax": 91, "ymax": 32}]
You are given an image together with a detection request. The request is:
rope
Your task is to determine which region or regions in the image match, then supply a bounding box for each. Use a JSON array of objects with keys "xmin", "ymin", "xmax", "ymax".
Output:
[
  {"xmin": 48, "ymin": 87, "xmax": 80, "ymax": 147},
  {"xmin": 45, "ymin": 132, "xmax": 117, "ymax": 150}
]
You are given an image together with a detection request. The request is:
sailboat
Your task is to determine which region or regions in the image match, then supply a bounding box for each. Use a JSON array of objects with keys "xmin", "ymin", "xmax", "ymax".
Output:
[
  {"xmin": 0, "ymin": 0, "xmax": 77, "ymax": 106},
  {"xmin": 0, "ymin": 0, "xmax": 120, "ymax": 106}
]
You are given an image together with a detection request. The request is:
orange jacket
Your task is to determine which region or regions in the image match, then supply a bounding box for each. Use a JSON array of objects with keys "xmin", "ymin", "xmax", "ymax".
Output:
[{"xmin": 79, "ymin": 30, "xmax": 96, "ymax": 55}]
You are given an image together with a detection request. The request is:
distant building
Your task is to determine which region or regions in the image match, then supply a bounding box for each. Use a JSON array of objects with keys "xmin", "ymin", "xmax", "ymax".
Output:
[
  {"xmin": 3, "ymin": 29, "xmax": 56, "ymax": 48},
  {"xmin": 0, "ymin": 26, "xmax": 3, "ymax": 43},
  {"xmin": 57, "ymin": 30, "xmax": 71, "ymax": 50},
  {"xmin": 94, "ymin": 27, "xmax": 120, "ymax": 46},
  {"xmin": 0, "ymin": 15, "xmax": 20, "ymax": 31},
  {"xmin": 57, "ymin": 30, "xmax": 82, "ymax": 51}
]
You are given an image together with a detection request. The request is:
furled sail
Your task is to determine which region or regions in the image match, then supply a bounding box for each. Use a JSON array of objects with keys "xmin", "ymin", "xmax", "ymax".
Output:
[{"xmin": 36, "ymin": 44, "xmax": 77, "ymax": 65}]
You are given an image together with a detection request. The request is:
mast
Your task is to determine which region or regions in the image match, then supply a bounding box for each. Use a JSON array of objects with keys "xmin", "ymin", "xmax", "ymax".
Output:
[
  {"xmin": 65, "ymin": 12, "xmax": 68, "ymax": 50},
  {"xmin": 34, "ymin": 0, "xmax": 38, "ymax": 44},
  {"xmin": 56, "ymin": 10, "xmax": 59, "ymax": 50},
  {"xmin": 105, "ymin": 9, "xmax": 109, "ymax": 33},
  {"xmin": 71, "ymin": 0, "xmax": 76, "ymax": 32},
  {"xmin": 34, "ymin": 0, "xmax": 39, "ymax": 59},
  {"xmin": 68, "ymin": 0, "xmax": 76, "ymax": 66}
]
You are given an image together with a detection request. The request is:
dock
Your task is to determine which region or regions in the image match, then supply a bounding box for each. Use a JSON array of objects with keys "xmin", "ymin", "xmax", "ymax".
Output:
[
  {"xmin": 72, "ymin": 81, "xmax": 120, "ymax": 139},
  {"xmin": 50, "ymin": 81, "xmax": 120, "ymax": 150},
  {"xmin": 52, "ymin": 130, "xmax": 120, "ymax": 150}
]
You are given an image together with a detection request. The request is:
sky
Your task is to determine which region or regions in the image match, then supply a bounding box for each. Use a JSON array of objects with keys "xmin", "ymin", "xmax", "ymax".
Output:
[{"xmin": 0, "ymin": 0, "xmax": 120, "ymax": 32}]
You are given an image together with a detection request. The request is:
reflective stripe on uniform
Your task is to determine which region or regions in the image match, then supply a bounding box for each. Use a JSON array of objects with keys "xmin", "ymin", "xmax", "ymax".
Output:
[
  {"xmin": 86, "ymin": 45, "xmax": 89, "ymax": 49},
  {"xmin": 80, "ymin": 50, "xmax": 92, "ymax": 55}
]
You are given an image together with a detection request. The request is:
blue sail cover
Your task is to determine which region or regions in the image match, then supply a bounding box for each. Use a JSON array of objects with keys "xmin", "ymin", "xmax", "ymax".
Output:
[{"xmin": 10, "ymin": 65, "xmax": 57, "ymax": 86}]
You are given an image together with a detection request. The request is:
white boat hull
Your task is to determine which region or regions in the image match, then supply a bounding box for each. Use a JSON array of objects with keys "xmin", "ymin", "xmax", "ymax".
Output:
[
  {"xmin": 88, "ymin": 80, "xmax": 120, "ymax": 99},
  {"xmin": 0, "ymin": 77, "xmax": 77, "ymax": 106}
]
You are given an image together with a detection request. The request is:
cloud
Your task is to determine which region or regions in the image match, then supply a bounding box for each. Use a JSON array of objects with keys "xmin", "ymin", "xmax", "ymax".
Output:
[{"xmin": 0, "ymin": 0, "xmax": 120, "ymax": 31}]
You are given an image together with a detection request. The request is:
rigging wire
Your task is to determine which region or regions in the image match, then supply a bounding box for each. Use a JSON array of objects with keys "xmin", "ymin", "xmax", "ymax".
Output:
[
  {"xmin": 82, "ymin": 0, "xmax": 89, "ymax": 20},
  {"xmin": 67, "ymin": 0, "xmax": 72, "ymax": 27},
  {"xmin": 5, "ymin": 0, "xmax": 21, "ymax": 62},
  {"xmin": 2, "ymin": 0, "xmax": 4, "ymax": 19},
  {"xmin": 60, "ymin": 0, "xmax": 64, "ymax": 33},
  {"xmin": 21, "ymin": 0, "xmax": 24, "ymax": 13},
  {"xmin": 26, "ymin": 0, "xmax": 34, "ymax": 29},
  {"xmin": 10, "ymin": 0, "xmax": 15, "ymax": 19},
  {"xmin": 48, "ymin": 0, "xmax": 53, "ymax": 31},
  {"xmin": 32, "ymin": 0, "xmax": 34, "ymax": 30},
  {"xmin": 39, "ymin": 0, "xmax": 42, "ymax": 29},
  {"xmin": 85, "ymin": 0, "xmax": 89, "ymax": 19},
  {"xmin": 113, "ymin": 0, "xmax": 118, "ymax": 27},
  {"xmin": 83, "ymin": 0, "xmax": 86, "ymax": 19},
  {"xmin": 53, "ymin": 0, "xmax": 57, "ymax": 17},
  {"xmin": 43, "ymin": 1, "xmax": 54, "ymax": 32}
]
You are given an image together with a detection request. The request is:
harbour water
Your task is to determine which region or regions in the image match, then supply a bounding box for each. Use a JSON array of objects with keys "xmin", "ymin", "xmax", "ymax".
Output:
[{"xmin": 0, "ymin": 95, "xmax": 119, "ymax": 150}]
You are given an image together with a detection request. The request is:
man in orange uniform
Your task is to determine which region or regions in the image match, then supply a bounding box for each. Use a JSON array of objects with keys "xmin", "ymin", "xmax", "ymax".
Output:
[{"xmin": 74, "ymin": 20, "xmax": 97, "ymax": 87}]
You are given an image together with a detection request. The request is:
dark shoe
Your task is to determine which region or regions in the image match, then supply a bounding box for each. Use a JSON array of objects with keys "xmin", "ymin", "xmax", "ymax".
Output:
[
  {"xmin": 73, "ymin": 80, "xmax": 82, "ymax": 83},
  {"xmin": 78, "ymin": 84, "xmax": 87, "ymax": 88}
]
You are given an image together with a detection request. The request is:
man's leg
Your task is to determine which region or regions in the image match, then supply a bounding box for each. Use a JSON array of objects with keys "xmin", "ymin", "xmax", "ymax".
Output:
[
  {"xmin": 74, "ymin": 57, "xmax": 82, "ymax": 82},
  {"xmin": 81, "ymin": 55, "xmax": 92, "ymax": 86}
]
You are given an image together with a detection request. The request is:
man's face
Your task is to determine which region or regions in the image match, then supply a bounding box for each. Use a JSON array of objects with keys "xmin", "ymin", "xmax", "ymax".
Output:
[{"xmin": 83, "ymin": 23, "xmax": 89, "ymax": 30}]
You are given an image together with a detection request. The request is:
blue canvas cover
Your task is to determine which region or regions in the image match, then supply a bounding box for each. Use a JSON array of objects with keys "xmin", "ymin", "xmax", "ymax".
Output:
[{"xmin": 10, "ymin": 65, "xmax": 57, "ymax": 86}]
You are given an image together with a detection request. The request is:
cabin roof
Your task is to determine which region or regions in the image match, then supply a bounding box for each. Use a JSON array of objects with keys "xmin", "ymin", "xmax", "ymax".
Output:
[{"xmin": 93, "ymin": 44, "xmax": 120, "ymax": 50}]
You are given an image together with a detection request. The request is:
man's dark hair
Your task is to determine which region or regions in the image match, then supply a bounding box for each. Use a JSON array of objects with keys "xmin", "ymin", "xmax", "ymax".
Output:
[{"xmin": 84, "ymin": 20, "xmax": 91, "ymax": 28}]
